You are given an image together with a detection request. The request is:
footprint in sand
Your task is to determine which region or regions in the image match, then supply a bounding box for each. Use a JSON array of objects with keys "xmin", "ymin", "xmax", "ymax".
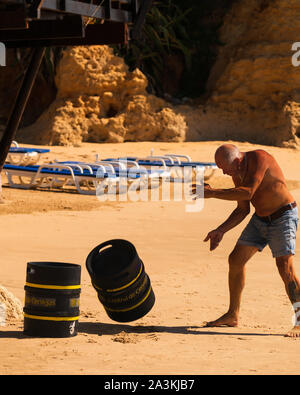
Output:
[{"xmin": 112, "ymin": 331, "xmax": 159, "ymax": 344}]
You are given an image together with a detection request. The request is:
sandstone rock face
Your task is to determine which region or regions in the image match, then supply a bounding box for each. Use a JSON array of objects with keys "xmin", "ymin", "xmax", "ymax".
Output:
[
  {"xmin": 18, "ymin": 46, "xmax": 186, "ymax": 145},
  {"xmin": 0, "ymin": 285, "xmax": 23, "ymax": 325},
  {"xmin": 190, "ymin": 0, "xmax": 300, "ymax": 147},
  {"xmin": 17, "ymin": 0, "xmax": 300, "ymax": 147}
]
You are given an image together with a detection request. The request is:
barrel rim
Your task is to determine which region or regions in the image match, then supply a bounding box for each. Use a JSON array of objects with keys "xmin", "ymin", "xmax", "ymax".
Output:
[
  {"xmin": 105, "ymin": 288, "xmax": 155, "ymax": 322},
  {"xmin": 92, "ymin": 260, "xmax": 144, "ymax": 293},
  {"xmin": 27, "ymin": 262, "xmax": 81, "ymax": 270},
  {"xmin": 86, "ymin": 239, "xmax": 138, "ymax": 278}
]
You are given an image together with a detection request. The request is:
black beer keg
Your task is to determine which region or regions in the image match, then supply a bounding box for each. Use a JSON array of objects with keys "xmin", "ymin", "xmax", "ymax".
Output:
[
  {"xmin": 23, "ymin": 262, "xmax": 81, "ymax": 337},
  {"xmin": 86, "ymin": 239, "xmax": 155, "ymax": 322}
]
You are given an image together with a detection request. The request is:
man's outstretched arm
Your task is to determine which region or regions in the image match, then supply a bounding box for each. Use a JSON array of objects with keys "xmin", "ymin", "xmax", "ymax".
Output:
[
  {"xmin": 205, "ymin": 186, "xmax": 253, "ymax": 201},
  {"xmin": 195, "ymin": 152, "xmax": 268, "ymax": 201},
  {"xmin": 204, "ymin": 200, "xmax": 250, "ymax": 250}
]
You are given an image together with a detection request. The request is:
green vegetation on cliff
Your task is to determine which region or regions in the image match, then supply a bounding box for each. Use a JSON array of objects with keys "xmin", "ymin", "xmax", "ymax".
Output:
[{"xmin": 114, "ymin": 0, "xmax": 237, "ymax": 99}]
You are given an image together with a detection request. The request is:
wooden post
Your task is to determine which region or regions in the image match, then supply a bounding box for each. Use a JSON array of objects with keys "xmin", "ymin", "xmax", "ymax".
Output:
[
  {"xmin": 0, "ymin": 46, "xmax": 45, "ymax": 201},
  {"xmin": 131, "ymin": 0, "xmax": 153, "ymax": 40}
]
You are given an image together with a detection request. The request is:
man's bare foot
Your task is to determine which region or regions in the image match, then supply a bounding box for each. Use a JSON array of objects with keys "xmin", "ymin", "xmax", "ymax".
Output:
[
  {"xmin": 204, "ymin": 312, "xmax": 238, "ymax": 327},
  {"xmin": 285, "ymin": 326, "xmax": 300, "ymax": 338}
]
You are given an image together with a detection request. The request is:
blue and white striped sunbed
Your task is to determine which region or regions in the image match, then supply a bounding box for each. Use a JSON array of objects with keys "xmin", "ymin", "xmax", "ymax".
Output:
[
  {"xmin": 3, "ymin": 163, "xmax": 119, "ymax": 195},
  {"xmin": 3, "ymin": 161, "xmax": 169, "ymax": 195},
  {"xmin": 103, "ymin": 157, "xmax": 217, "ymax": 168},
  {"xmin": 55, "ymin": 160, "xmax": 171, "ymax": 179},
  {"xmin": 99, "ymin": 153, "xmax": 218, "ymax": 181},
  {"xmin": 9, "ymin": 148, "xmax": 50, "ymax": 154},
  {"xmin": 54, "ymin": 160, "xmax": 171, "ymax": 191},
  {"xmin": 7, "ymin": 142, "xmax": 50, "ymax": 166}
]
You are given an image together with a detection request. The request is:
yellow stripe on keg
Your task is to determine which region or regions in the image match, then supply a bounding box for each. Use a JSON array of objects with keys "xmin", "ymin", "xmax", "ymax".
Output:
[
  {"xmin": 23, "ymin": 313, "xmax": 79, "ymax": 322},
  {"xmin": 25, "ymin": 282, "xmax": 81, "ymax": 290},
  {"xmin": 92, "ymin": 262, "xmax": 143, "ymax": 293},
  {"xmin": 104, "ymin": 286, "xmax": 152, "ymax": 312}
]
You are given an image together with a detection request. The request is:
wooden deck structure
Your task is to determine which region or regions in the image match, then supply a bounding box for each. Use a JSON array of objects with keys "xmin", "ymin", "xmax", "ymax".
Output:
[{"xmin": 0, "ymin": 0, "xmax": 153, "ymax": 178}]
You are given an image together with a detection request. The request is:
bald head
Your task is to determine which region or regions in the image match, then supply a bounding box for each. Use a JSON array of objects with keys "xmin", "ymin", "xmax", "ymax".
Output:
[
  {"xmin": 214, "ymin": 144, "xmax": 243, "ymax": 176},
  {"xmin": 215, "ymin": 144, "xmax": 240, "ymax": 166}
]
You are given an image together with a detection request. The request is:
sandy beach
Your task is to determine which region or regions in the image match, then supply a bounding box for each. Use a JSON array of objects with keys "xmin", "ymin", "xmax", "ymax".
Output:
[{"xmin": 1, "ymin": 140, "xmax": 300, "ymax": 375}]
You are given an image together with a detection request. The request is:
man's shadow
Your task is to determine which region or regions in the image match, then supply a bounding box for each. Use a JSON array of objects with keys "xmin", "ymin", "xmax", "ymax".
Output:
[
  {"xmin": 78, "ymin": 322, "xmax": 280, "ymax": 337},
  {"xmin": 0, "ymin": 322, "xmax": 282, "ymax": 339}
]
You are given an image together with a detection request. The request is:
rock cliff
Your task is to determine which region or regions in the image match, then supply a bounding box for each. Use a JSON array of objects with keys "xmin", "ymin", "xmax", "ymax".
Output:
[
  {"xmin": 181, "ymin": 0, "xmax": 300, "ymax": 146},
  {"xmin": 18, "ymin": 46, "xmax": 186, "ymax": 145},
  {"xmin": 17, "ymin": 0, "xmax": 300, "ymax": 147}
]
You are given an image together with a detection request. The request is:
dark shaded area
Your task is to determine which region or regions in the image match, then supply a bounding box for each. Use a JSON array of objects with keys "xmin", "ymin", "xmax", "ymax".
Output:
[
  {"xmin": 114, "ymin": 0, "xmax": 239, "ymax": 99},
  {"xmin": 0, "ymin": 0, "xmax": 240, "ymax": 129},
  {"xmin": 0, "ymin": 321, "xmax": 281, "ymax": 338},
  {"xmin": 78, "ymin": 321, "xmax": 280, "ymax": 337},
  {"xmin": 0, "ymin": 47, "xmax": 58, "ymax": 128}
]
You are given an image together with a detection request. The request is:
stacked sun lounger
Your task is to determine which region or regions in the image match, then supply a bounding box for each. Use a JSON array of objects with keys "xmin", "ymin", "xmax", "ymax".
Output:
[
  {"xmin": 2, "ymin": 144, "xmax": 218, "ymax": 194},
  {"xmin": 3, "ymin": 146, "xmax": 171, "ymax": 194},
  {"xmin": 3, "ymin": 163, "xmax": 122, "ymax": 195},
  {"xmin": 98, "ymin": 150, "xmax": 218, "ymax": 181},
  {"xmin": 6, "ymin": 141, "xmax": 50, "ymax": 166}
]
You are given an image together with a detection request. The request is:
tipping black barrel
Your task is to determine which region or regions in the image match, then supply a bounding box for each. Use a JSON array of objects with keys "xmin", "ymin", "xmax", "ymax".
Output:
[
  {"xmin": 86, "ymin": 239, "xmax": 155, "ymax": 322},
  {"xmin": 23, "ymin": 262, "xmax": 81, "ymax": 337}
]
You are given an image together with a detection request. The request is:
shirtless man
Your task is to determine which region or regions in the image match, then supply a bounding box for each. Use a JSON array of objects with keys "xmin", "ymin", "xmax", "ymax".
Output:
[{"xmin": 191, "ymin": 144, "xmax": 300, "ymax": 337}]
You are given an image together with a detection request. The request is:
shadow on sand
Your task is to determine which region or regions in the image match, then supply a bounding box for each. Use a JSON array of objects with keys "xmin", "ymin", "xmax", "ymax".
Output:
[
  {"xmin": 0, "ymin": 322, "xmax": 283, "ymax": 339},
  {"xmin": 78, "ymin": 321, "xmax": 282, "ymax": 337}
]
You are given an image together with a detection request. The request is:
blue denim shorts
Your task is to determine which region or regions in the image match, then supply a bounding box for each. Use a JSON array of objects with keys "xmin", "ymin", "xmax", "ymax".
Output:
[{"xmin": 237, "ymin": 206, "xmax": 299, "ymax": 258}]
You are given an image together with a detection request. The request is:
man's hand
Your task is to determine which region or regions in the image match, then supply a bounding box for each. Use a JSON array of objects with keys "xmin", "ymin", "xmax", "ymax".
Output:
[
  {"xmin": 204, "ymin": 229, "xmax": 224, "ymax": 251},
  {"xmin": 190, "ymin": 183, "xmax": 214, "ymax": 199}
]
